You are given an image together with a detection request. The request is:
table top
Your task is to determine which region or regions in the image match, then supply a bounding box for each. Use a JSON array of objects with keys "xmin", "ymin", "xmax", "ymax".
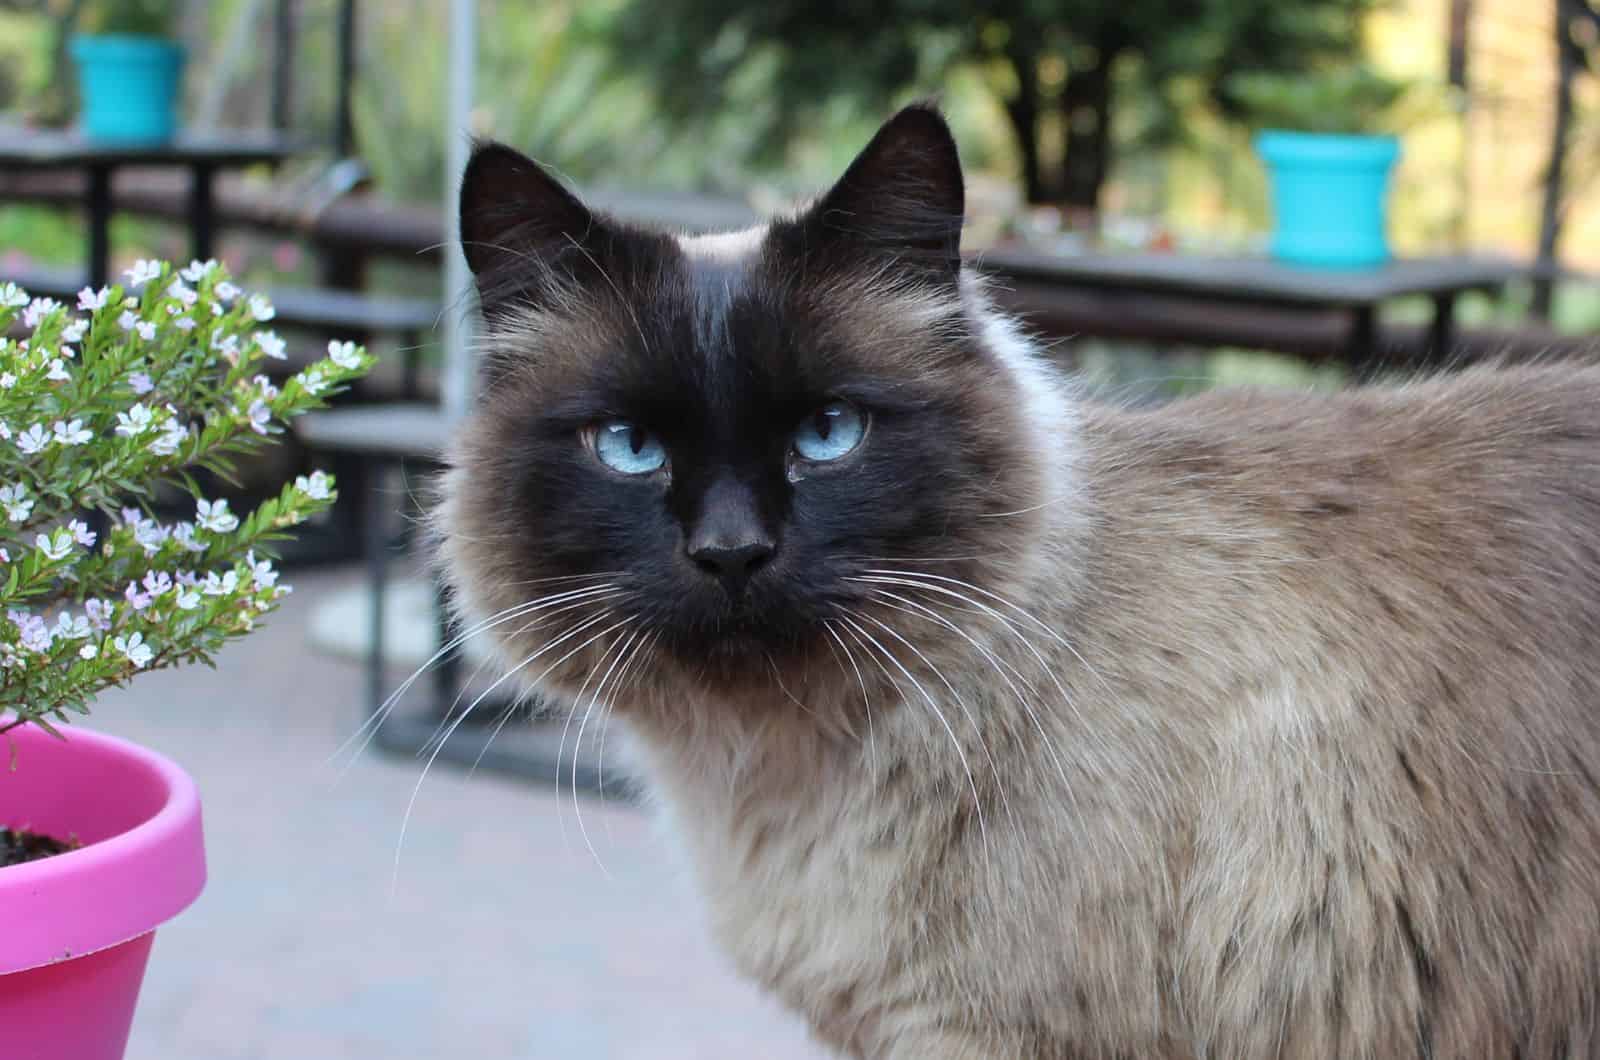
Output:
[
  {"xmin": 977, "ymin": 247, "xmax": 1524, "ymax": 306},
  {"xmin": 0, "ymin": 127, "xmax": 301, "ymax": 169}
]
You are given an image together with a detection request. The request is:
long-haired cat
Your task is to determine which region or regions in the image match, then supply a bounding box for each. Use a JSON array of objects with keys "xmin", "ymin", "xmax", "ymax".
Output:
[{"xmin": 437, "ymin": 105, "xmax": 1600, "ymax": 1058}]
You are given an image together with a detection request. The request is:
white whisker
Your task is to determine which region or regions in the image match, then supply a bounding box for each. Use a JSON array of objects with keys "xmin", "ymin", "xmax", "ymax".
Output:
[
  {"xmin": 821, "ymin": 620, "xmax": 877, "ymax": 775},
  {"xmin": 836, "ymin": 613, "xmax": 990, "ymax": 856},
  {"xmin": 391, "ymin": 608, "xmax": 625, "ymax": 895},
  {"xmin": 333, "ymin": 582, "xmax": 623, "ymax": 770},
  {"xmin": 848, "ymin": 608, "xmax": 1018, "ymax": 845}
]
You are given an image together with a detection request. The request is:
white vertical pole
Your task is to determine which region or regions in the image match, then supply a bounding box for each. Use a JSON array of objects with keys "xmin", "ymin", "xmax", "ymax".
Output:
[{"xmin": 441, "ymin": 0, "xmax": 477, "ymax": 423}]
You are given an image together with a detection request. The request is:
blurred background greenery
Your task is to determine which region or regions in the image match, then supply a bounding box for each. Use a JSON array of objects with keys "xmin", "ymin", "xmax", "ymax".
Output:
[{"xmin": 1, "ymin": 0, "xmax": 1597, "ymax": 373}]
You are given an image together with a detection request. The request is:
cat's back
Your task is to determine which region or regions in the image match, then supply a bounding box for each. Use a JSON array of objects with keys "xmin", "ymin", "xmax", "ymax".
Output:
[
  {"xmin": 1068, "ymin": 362, "xmax": 1600, "ymax": 1058},
  {"xmin": 1079, "ymin": 361, "xmax": 1600, "ymax": 616}
]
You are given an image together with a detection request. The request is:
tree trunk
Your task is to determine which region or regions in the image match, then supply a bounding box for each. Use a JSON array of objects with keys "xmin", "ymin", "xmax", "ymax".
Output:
[
  {"xmin": 1002, "ymin": 43, "xmax": 1047, "ymax": 204},
  {"xmin": 1532, "ymin": 0, "xmax": 1578, "ymax": 320},
  {"xmin": 1058, "ymin": 54, "xmax": 1115, "ymax": 213}
]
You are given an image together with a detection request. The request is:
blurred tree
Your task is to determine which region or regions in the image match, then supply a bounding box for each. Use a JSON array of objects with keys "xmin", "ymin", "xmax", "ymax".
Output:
[
  {"xmin": 1532, "ymin": 0, "xmax": 1599, "ymax": 318},
  {"xmin": 612, "ymin": 0, "xmax": 1381, "ymax": 212}
]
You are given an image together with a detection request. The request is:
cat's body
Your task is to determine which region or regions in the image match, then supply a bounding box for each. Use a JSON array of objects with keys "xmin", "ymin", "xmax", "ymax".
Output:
[{"xmin": 438, "ymin": 106, "xmax": 1600, "ymax": 1058}]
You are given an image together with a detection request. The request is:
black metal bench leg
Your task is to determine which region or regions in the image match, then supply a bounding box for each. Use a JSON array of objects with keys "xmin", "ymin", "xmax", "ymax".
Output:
[{"xmin": 363, "ymin": 465, "xmax": 389, "ymax": 725}]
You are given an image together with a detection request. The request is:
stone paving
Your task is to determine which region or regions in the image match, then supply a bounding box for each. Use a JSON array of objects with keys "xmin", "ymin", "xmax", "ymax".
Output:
[{"xmin": 90, "ymin": 566, "xmax": 828, "ymax": 1060}]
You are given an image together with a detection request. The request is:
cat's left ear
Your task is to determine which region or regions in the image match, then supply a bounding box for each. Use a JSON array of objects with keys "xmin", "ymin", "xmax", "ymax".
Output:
[
  {"xmin": 799, "ymin": 103, "xmax": 965, "ymax": 282},
  {"xmin": 458, "ymin": 140, "xmax": 608, "ymax": 316}
]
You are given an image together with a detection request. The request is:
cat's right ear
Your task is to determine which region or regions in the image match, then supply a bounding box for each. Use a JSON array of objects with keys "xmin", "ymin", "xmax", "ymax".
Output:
[{"xmin": 458, "ymin": 141, "xmax": 597, "ymax": 314}]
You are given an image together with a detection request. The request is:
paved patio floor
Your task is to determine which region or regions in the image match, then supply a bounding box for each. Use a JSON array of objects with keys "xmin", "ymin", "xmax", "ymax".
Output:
[{"xmin": 89, "ymin": 565, "xmax": 828, "ymax": 1060}]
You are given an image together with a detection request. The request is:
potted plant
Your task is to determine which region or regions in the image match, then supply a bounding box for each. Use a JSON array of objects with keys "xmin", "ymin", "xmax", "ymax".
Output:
[
  {"xmin": 0, "ymin": 262, "xmax": 370, "ymax": 1060},
  {"xmin": 69, "ymin": 0, "xmax": 185, "ymax": 144},
  {"xmin": 1227, "ymin": 64, "xmax": 1412, "ymax": 268}
]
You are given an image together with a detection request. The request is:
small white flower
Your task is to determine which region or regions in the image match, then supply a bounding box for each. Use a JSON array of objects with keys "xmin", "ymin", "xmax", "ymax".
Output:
[
  {"xmin": 115, "ymin": 404, "xmax": 154, "ymax": 437},
  {"xmin": 180, "ymin": 259, "xmax": 218, "ymax": 283},
  {"xmin": 85, "ymin": 599, "xmax": 113, "ymax": 631},
  {"xmin": 171, "ymin": 522, "xmax": 206, "ymax": 553},
  {"xmin": 142, "ymin": 569, "xmax": 173, "ymax": 597},
  {"xmin": 22, "ymin": 298, "xmax": 60, "ymax": 329},
  {"xmin": 79, "ymin": 643, "xmax": 97, "ymax": 660},
  {"xmin": 68, "ymin": 519, "xmax": 96, "ymax": 548},
  {"xmin": 35, "ymin": 531, "xmax": 71, "ymax": 561},
  {"xmin": 61, "ymin": 318, "xmax": 88, "ymax": 343},
  {"xmin": 16, "ymin": 424, "xmax": 48, "ymax": 455},
  {"xmin": 327, "ymin": 340, "xmax": 362, "ymax": 370},
  {"xmin": 174, "ymin": 316, "xmax": 196, "ymax": 331},
  {"xmin": 211, "ymin": 332, "xmax": 239, "ymax": 357},
  {"xmin": 167, "ymin": 279, "xmax": 198, "ymax": 306},
  {"xmin": 195, "ymin": 498, "xmax": 239, "ymax": 533},
  {"xmin": 54, "ymin": 612, "xmax": 91, "ymax": 640},
  {"xmin": 52, "ymin": 419, "xmax": 92, "ymax": 446},
  {"xmin": 0, "ymin": 373, "xmax": 15, "ymax": 389},
  {"xmin": 118, "ymin": 310, "xmax": 139, "ymax": 332},
  {"xmin": 255, "ymin": 331, "xmax": 287, "ymax": 360},
  {"xmin": 202, "ymin": 570, "xmax": 239, "ymax": 596},
  {"xmin": 0, "ymin": 484, "xmax": 33, "ymax": 522},
  {"xmin": 77, "ymin": 286, "xmax": 110, "ymax": 312},
  {"xmin": 251, "ymin": 375, "xmax": 280, "ymax": 400},
  {"xmin": 124, "ymin": 259, "xmax": 162, "ymax": 288},
  {"xmin": 135, "ymin": 320, "xmax": 156, "ymax": 342},
  {"xmin": 14, "ymin": 612, "xmax": 51, "ymax": 653},
  {"xmin": 175, "ymin": 587, "xmax": 201, "ymax": 611},
  {"xmin": 246, "ymin": 551, "xmax": 279, "ymax": 590},
  {"xmin": 46, "ymin": 359, "xmax": 70, "ymax": 382},
  {"xmin": 114, "ymin": 631, "xmax": 154, "ymax": 668},
  {"xmin": 247, "ymin": 293, "xmax": 274, "ymax": 321},
  {"xmin": 215, "ymin": 280, "xmax": 241, "ymax": 302},
  {"xmin": 134, "ymin": 521, "xmax": 170, "ymax": 555},
  {"xmin": 247, "ymin": 400, "xmax": 271, "ymax": 435},
  {"xmin": 128, "ymin": 372, "xmax": 154, "ymax": 395},
  {"xmin": 0, "ymin": 283, "xmax": 29, "ymax": 309},
  {"xmin": 58, "ymin": 344, "xmax": 76, "ymax": 360},
  {"xmin": 294, "ymin": 470, "xmax": 333, "ymax": 501},
  {"xmin": 148, "ymin": 420, "xmax": 188, "ymax": 457},
  {"xmin": 0, "ymin": 423, "xmax": 9, "ymax": 441},
  {"xmin": 124, "ymin": 581, "xmax": 153, "ymax": 611},
  {"xmin": 298, "ymin": 367, "xmax": 327, "ymax": 395}
]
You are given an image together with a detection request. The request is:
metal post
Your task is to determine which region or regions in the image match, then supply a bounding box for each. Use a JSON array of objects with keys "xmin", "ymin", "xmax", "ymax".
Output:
[
  {"xmin": 333, "ymin": 0, "xmax": 357, "ymax": 157},
  {"xmin": 86, "ymin": 165, "xmax": 112, "ymax": 289},
  {"xmin": 441, "ymin": 0, "xmax": 477, "ymax": 424},
  {"xmin": 188, "ymin": 163, "xmax": 217, "ymax": 263},
  {"xmin": 271, "ymin": 0, "xmax": 294, "ymax": 131}
]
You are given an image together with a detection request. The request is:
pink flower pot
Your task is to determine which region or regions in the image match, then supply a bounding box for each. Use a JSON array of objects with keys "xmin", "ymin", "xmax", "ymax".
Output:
[{"xmin": 0, "ymin": 722, "xmax": 206, "ymax": 1060}]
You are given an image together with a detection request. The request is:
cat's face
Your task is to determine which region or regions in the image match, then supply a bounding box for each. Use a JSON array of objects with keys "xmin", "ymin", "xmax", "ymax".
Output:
[{"xmin": 440, "ymin": 106, "xmax": 1046, "ymax": 705}]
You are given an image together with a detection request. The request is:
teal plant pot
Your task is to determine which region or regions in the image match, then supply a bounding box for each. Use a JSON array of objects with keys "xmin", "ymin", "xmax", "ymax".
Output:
[
  {"xmin": 1255, "ymin": 130, "xmax": 1400, "ymax": 269},
  {"xmin": 70, "ymin": 34, "xmax": 186, "ymax": 145}
]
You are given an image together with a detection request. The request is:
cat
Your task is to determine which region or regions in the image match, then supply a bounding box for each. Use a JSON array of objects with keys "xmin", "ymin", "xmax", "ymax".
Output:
[{"xmin": 436, "ymin": 104, "xmax": 1600, "ymax": 1059}]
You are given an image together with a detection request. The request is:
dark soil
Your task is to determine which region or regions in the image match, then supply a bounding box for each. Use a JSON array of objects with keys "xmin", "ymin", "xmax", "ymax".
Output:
[{"xmin": 0, "ymin": 826, "xmax": 78, "ymax": 867}]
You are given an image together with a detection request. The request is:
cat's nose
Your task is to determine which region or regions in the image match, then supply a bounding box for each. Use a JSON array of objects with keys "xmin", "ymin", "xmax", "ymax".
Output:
[
  {"xmin": 685, "ymin": 474, "xmax": 778, "ymax": 589},
  {"xmin": 689, "ymin": 539, "xmax": 774, "ymax": 583}
]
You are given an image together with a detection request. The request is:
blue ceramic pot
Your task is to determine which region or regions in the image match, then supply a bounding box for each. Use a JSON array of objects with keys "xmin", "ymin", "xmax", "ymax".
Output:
[
  {"xmin": 70, "ymin": 34, "xmax": 186, "ymax": 145},
  {"xmin": 1255, "ymin": 130, "xmax": 1400, "ymax": 269}
]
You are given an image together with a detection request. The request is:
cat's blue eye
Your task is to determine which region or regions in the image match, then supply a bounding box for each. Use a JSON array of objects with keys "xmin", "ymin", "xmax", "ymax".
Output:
[
  {"xmin": 792, "ymin": 401, "xmax": 866, "ymax": 463},
  {"xmin": 591, "ymin": 420, "xmax": 667, "ymax": 475}
]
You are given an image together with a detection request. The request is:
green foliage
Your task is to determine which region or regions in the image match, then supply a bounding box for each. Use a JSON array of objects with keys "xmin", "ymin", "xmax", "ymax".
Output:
[
  {"xmin": 606, "ymin": 0, "xmax": 1383, "ymax": 206},
  {"xmin": 76, "ymin": 0, "xmax": 176, "ymax": 38},
  {"xmin": 0, "ymin": 262, "xmax": 373, "ymax": 737},
  {"xmin": 1224, "ymin": 64, "xmax": 1413, "ymax": 135}
]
